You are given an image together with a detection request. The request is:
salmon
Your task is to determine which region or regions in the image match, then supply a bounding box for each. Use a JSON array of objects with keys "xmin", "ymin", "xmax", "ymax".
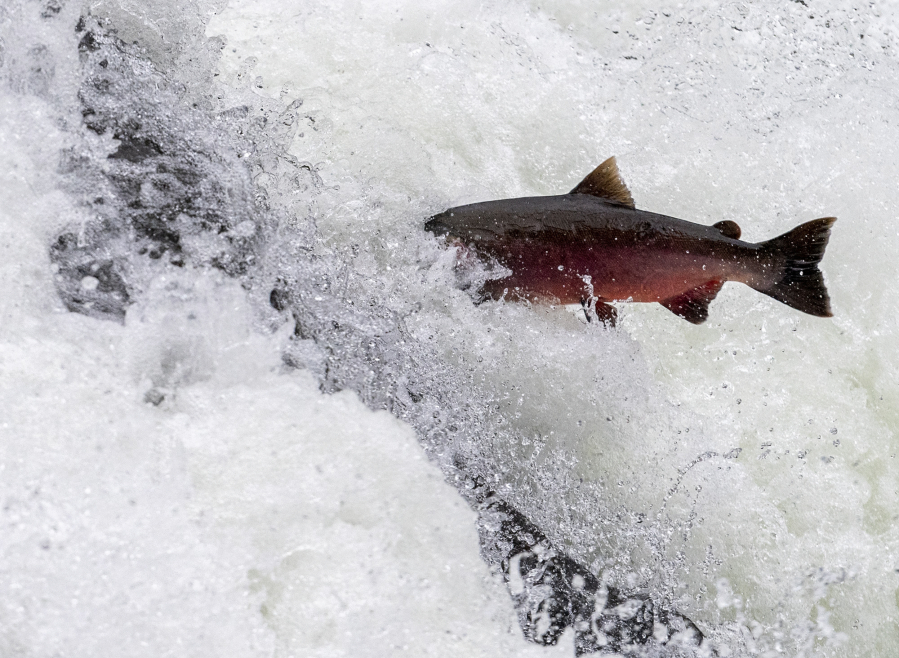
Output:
[{"xmin": 425, "ymin": 157, "xmax": 835, "ymax": 325}]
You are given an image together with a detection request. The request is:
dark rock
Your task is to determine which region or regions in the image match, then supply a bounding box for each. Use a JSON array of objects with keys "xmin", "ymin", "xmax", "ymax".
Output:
[
  {"xmin": 51, "ymin": 22, "xmax": 261, "ymax": 322},
  {"xmin": 269, "ymin": 287, "xmax": 290, "ymax": 311},
  {"xmin": 472, "ymin": 483, "xmax": 705, "ymax": 655},
  {"xmin": 108, "ymin": 135, "xmax": 163, "ymax": 162},
  {"xmin": 143, "ymin": 389, "xmax": 165, "ymax": 406},
  {"xmin": 78, "ymin": 31, "xmax": 98, "ymax": 53}
]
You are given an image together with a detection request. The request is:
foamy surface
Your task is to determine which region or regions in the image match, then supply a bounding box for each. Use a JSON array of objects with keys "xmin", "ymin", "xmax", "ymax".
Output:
[{"xmin": 2, "ymin": 0, "xmax": 897, "ymax": 655}]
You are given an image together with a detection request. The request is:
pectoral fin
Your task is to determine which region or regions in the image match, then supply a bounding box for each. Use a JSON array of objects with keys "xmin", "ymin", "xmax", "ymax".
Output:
[
  {"xmin": 580, "ymin": 298, "xmax": 618, "ymax": 327},
  {"xmin": 661, "ymin": 281, "xmax": 724, "ymax": 324},
  {"xmin": 593, "ymin": 301, "xmax": 617, "ymax": 327}
]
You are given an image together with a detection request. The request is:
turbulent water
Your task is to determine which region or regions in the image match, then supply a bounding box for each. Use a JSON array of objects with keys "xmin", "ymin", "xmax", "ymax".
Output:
[{"xmin": 2, "ymin": 0, "xmax": 898, "ymax": 656}]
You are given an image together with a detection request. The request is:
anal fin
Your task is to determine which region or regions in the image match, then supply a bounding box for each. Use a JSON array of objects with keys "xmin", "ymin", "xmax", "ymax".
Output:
[{"xmin": 661, "ymin": 281, "xmax": 724, "ymax": 324}]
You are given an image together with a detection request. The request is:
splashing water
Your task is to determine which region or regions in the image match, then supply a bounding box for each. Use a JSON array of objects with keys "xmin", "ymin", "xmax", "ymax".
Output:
[{"xmin": 2, "ymin": 0, "xmax": 898, "ymax": 656}]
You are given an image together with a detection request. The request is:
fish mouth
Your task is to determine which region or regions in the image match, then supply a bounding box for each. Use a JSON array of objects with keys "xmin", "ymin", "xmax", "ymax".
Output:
[{"xmin": 424, "ymin": 212, "xmax": 451, "ymax": 237}]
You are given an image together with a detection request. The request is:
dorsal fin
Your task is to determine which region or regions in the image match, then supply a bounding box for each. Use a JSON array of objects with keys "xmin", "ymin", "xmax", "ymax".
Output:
[
  {"xmin": 713, "ymin": 220, "xmax": 741, "ymax": 240},
  {"xmin": 661, "ymin": 280, "xmax": 724, "ymax": 324},
  {"xmin": 569, "ymin": 156, "xmax": 635, "ymax": 209}
]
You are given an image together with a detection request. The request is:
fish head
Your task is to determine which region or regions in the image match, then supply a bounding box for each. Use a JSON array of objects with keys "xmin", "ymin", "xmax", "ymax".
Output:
[{"xmin": 424, "ymin": 209, "xmax": 453, "ymax": 237}]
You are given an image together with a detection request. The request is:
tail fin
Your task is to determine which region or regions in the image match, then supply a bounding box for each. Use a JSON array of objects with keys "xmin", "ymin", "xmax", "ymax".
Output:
[{"xmin": 749, "ymin": 217, "xmax": 836, "ymax": 317}]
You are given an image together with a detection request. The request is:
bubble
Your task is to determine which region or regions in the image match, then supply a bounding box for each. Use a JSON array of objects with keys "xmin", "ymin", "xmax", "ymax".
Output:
[{"xmin": 80, "ymin": 276, "xmax": 99, "ymax": 290}]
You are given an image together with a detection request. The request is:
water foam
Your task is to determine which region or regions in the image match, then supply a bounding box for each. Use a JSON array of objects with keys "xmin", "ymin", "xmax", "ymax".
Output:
[{"xmin": 3, "ymin": 0, "xmax": 898, "ymax": 655}]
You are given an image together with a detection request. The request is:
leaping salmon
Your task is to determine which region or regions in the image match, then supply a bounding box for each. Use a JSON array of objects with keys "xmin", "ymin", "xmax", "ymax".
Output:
[{"xmin": 425, "ymin": 157, "xmax": 835, "ymax": 326}]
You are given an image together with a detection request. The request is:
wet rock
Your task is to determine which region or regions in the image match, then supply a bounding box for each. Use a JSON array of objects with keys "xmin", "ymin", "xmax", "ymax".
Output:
[
  {"xmin": 143, "ymin": 388, "xmax": 165, "ymax": 406},
  {"xmin": 50, "ymin": 21, "xmax": 262, "ymax": 321},
  {"xmin": 472, "ymin": 483, "xmax": 704, "ymax": 655},
  {"xmin": 50, "ymin": 231, "xmax": 130, "ymax": 321}
]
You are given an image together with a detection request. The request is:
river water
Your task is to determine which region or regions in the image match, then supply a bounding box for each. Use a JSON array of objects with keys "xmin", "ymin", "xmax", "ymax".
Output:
[{"xmin": 1, "ymin": 1, "xmax": 897, "ymax": 656}]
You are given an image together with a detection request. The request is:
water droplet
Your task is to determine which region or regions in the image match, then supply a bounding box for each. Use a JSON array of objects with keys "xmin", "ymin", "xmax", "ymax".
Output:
[{"xmin": 80, "ymin": 276, "xmax": 99, "ymax": 290}]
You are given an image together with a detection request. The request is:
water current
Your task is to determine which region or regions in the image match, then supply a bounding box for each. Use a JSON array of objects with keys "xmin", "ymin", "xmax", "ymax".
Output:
[{"xmin": 1, "ymin": 1, "xmax": 898, "ymax": 656}]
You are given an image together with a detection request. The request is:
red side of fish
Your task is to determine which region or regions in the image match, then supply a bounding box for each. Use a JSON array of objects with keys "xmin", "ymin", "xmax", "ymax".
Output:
[{"xmin": 425, "ymin": 157, "xmax": 834, "ymax": 325}]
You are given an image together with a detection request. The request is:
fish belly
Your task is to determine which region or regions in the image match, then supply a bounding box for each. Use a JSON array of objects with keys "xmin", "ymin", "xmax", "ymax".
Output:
[{"xmin": 475, "ymin": 239, "xmax": 724, "ymax": 304}]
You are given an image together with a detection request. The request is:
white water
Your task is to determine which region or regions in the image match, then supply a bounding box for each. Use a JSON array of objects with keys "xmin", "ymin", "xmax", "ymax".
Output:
[{"xmin": 2, "ymin": 0, "xmax": 898, "ymax": 656}]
